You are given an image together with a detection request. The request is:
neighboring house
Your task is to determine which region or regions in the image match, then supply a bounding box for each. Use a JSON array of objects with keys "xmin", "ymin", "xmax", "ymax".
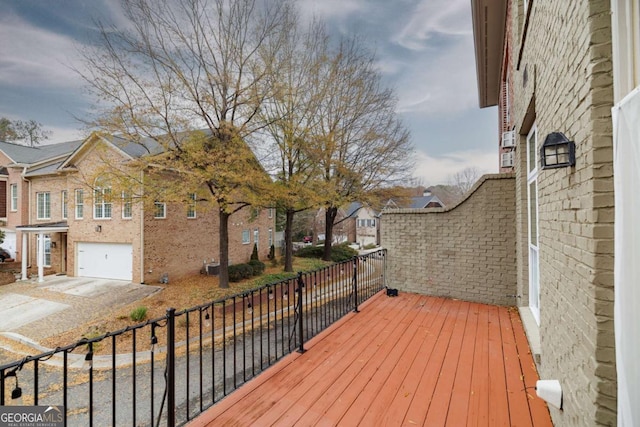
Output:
[
  {"xmin": 409, "ymin": 191, "xmax": 443, "ymax": 209},
  {"xmin": 0, "ymin": 133, "xmax": 275, "ymax": 284},
  {"xmin": 312, "ymin": 202, "xmax": 380, "ymax": 247},
  {"xmin": 471, "ymin": 0, "xmax": 638, "ymax": 426},
  {"xmin": 345, "ymin": 202, "xmax": 379, "ymax": 248}
]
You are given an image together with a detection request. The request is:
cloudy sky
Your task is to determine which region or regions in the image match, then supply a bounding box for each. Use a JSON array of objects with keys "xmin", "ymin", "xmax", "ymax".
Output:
[{"xmin": 0, "ymin": 0, "xmax": 498, "ymax": 185}]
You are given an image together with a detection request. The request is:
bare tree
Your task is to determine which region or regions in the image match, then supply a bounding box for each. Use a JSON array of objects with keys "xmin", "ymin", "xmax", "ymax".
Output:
[
  {"xmin": 449, "ymin": 166, "xmax": 482, "ymax": 197},
  {"xmin": 309, "ymin": 36, "xmax": 414, "ymax": 261},
  {"xmin": 77, "ymin": 0, "xmax": 292, "ymax": 288}
]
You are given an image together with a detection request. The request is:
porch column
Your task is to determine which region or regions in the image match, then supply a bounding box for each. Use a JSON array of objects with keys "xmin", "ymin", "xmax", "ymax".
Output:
[
  {"xmin": 21, "ymin": 232, "xmax": 28, "ymax": 281},
  {"xmin": 37, "ymin": 232, "xmax": 44, "ymax": 283}
]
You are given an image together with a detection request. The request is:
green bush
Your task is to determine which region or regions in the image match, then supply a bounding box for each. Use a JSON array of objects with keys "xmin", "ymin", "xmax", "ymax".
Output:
[
  {"xmin": 228, "ymin": 263, "xmax": 254, "ymax": 282},
  {"xmin": 295, "ymin": 242, "xmax": 357, "ymax": 263},
  {"xmin": 248, "ymin": 259, "xmax": 265, "ymax": 276},
  {"xmin": 130, "ymin": 306, "xmax": 148, "ymax": 322},
  {"xmin": 267, "ymin": 244, "xmax": 275, "ymax": 260},
  {"xmin": 250, "ymin": 243, "xmax": 259, "ymax": 261}
]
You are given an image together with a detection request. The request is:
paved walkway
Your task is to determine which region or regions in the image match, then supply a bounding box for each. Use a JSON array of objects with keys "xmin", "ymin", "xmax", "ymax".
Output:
[{"xmin": 0, "ymin": 275, "xmax": 161, "ymax": 360}]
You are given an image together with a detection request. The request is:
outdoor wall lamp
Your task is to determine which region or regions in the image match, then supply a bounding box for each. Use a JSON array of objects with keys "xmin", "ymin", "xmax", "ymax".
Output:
[
  {"xmin": 95, "ymin": 225, "xmax": 102, "ymax": 232},
  {"xmin": 540, "ymin": 132, "xmax": 576, "ymax": 169}
]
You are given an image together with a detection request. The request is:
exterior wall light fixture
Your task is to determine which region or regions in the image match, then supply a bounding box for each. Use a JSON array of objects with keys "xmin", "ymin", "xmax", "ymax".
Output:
[{"xmin": 541, "ymin": 132, "xmax": 576, "ymax": 169}]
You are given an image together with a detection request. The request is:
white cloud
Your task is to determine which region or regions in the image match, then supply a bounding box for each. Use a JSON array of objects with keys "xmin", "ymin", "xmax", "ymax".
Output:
[
  {"xmin": 297, "ymin": 0, "xmax": 366, "ymax": 21},
  {"xmin": 392, "ymin": 0, "xmax": 471, "ymax": 51},
  {"xmin": 412, "ymin": 148, "xmax": 498, "ymax": 185},
  {"xmin": 395, "ymin": 36, "xmax": 478, "ymax": 115},
  {"xmin": 0, "ymin": 17, "xmax": 86, "ymax": 90}
]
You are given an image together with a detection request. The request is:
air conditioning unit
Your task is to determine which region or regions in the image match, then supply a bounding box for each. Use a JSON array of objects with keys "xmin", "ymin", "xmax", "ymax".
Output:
[
  {"xmin": 501, "ymin": 152, "xmax": 514, "ymax": 168},
  {"xmin": 501, "ymin": 130, "xmax": 516, "ymax": 148}
]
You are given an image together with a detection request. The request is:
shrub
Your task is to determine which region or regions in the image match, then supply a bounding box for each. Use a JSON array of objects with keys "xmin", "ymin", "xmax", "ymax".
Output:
[
  {"xmin": 228, "ymin": 263, "xmax": 254, "ymax": 282},
  {"xmin": 130, "ymin": 306, "xmax": 148, "ymax": 322},
  {"xmin": 267, "ymin": 244, "xmax": 275, "ymax": 260},
  {"xmin": 248, "ymin": 259, "xmax": 265, "ymax": 276},
  {"xmin": 250, "ymin": 243, "xmax": 259, "ymax": 261},
  {"xmin": 295, "ymin": 242, "xmax": 357, "ymax": 263}
]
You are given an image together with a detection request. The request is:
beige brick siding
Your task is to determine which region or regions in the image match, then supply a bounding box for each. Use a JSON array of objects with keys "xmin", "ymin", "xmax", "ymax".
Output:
[
  {"xmin": 506, "ymin": 1, "xmax": 616, "ymax": 425},
  {"xmin": 381, "ymin": 174, "xmax": 517, "ymax": 306}
]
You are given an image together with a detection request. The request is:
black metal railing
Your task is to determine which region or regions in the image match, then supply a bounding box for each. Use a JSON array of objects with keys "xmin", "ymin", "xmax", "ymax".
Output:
[{"xmin": 0, "ymin": 249, "xmax": 386, "ymax": 426}]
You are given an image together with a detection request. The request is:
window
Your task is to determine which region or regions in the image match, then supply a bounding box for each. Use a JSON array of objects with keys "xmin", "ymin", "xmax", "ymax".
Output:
[
  {"xmin": 75, "ymin": 189, "xmax": 84, "ymax": 219},
  {"xmin": 254, "ymin": 229, "xmax": 259, "ymax": 249},
  {"xmin": 154, "ymin": 201, "xmax": 166, "ymax": 219},
  {"xmin": 242, "ymin": 230, "xmax": 250, "ymax": 244},
  {"xmin": 37, "ymin": 192, "xmax": 50, "ymax": 220},
  {"xmin": 527, "ymin": 124, "xmax": 540, "ymax": 325},
  {"xmin": 187, "ymin": 193, "xmax": 196, "ymax": 219},
  {"xmin": 61, "ymin": 190, "xmax": 68, "ymax": 219},
  {"xmin": 122, "ymin": 192, "xmax": 132, "ymax": 219},
  {"xmin": 38, "ymin": 234, "xmax": 51, "ymax": 267},
  {"xmin": 268, "ymin": 228, "xmax": 273, "ymax": 247},
  {"xmin": 268, "ymin": 208, "xmax": 274, "ymax": 219},
  {"xmin": 94, "ymin": 179, "xmax": 112, "ymax": 219},
  {"xmin": 10, "ymin": 184, "xmax": 17, "ymax": 212},
  {"xmin": 612, "ymin": 0, "xmax": 640, "ymax": 102}
]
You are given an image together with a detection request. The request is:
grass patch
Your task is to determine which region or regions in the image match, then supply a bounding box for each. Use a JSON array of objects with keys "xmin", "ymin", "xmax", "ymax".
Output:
[{"xmin": 129, "ymin": 306, "xmax": 148, "ymax": 322}]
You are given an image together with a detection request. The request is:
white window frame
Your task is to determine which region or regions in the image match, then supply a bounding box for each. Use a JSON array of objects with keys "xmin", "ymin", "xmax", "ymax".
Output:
[
  {"xmin": 254, "ymin": 228, "xmax": 259, "ymax": 248},
  {"xmin": 75, "ymin": 189, "xmax": 84, "ymax": 219},
  {"xmin": 187, "ymin": 193, "xmax": 197, "ymax": 219},
  {"xmin": 36, "ymin": 192, "xmax": 51, "ymax": 220},
  {"xmin": 612, "ymin": 0, "xmax": 640, "ymax": 102},
  {"xmin": 38, "ymin": 234, "xmax": 51, "ymax": 267},
  {"xmin": 242, "ymin": 229, "xmax": 250, "ymax": 244},
  {"xmin": 122, "ymin": 191, "xmax": 133, "ymax": 219},
  {"xmin": 154, "ymin": 201, "xmax": 166, "ymax": 219},
  {"xmin": 268, "ymin": 228, "xmax": 273, "ymax": 247},
  {"xmin": 527, "ymin": 124, "xmax": 540, "ymax": 325},
  {"xmin": 268, "ymin": 208, "xmax": 274, "ymax": 219},
  {"xmin": 61, "ymin": 190, "xmax": 68, "ymax": 219},
  {"xmin": 10, "ymin": 184, "xmax": 18, "ymax": 212},
  {"xmin": 94, "ymin": 181, "xmax": 112, "ymax": 219}
]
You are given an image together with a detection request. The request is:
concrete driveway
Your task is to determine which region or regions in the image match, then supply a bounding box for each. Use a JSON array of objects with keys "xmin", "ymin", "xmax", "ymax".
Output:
[{"xmin": 0, "ymin": 275, "xmax": 162, "ymax": 345}]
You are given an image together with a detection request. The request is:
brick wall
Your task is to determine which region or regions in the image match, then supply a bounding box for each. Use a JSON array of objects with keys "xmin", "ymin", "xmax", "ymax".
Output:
[
  {"xmin": 505, "ymin": 1, "xmax": 616, "ymax": 425},
  {"xmin": 381, "ymin": 174, "xmax": 517, "ymax": 306}
]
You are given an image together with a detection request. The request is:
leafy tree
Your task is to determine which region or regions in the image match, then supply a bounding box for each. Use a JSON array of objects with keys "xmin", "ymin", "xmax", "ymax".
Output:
[
  {"xmin": 0, "ymin": 118, "xmax": 16, "ymax": 141},
  {"xmin": 0, "ymin": 117, "xmax": 50, "ymax": 146},
  {"xmin": 77, "ymin": 0, "xmax": 292, "ymax": 288},
  {"xmin": 259, "ymin": 17, "xmax": 329, "ymax": 271}
]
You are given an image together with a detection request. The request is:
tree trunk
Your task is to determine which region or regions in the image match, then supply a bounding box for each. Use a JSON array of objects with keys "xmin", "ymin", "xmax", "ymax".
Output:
[
  {"xmin": 323, "ymin": 206, "xmax": 337, "ymax": 261},
  {"xmin": 219, "ymin": 209, "xmax": 230, "ymax": 288},
  {"xmin": 284, "ymin": 208, "xmax": 295, "ymax": 272}
]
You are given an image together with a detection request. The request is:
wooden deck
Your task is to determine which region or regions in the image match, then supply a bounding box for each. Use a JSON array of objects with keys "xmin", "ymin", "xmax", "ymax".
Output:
[{"xmin": 188, "ymin": 292, "xmax": 553, "ymax": 426}]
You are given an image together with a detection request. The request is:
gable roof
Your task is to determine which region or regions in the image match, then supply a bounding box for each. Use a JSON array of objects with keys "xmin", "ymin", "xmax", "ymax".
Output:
[
  {"xmin": 0, "ymin": 140, "xmax": 83, "ymax": 165},
  {"xmin": 410, "ymin": 194, "xmax": 443, "ymax": 209}
]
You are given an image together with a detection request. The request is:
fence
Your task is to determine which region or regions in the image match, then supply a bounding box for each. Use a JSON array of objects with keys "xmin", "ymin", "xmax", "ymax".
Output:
[{"xmin": 0, "ymin": 250, "xmax": 386, "ymax": 426}]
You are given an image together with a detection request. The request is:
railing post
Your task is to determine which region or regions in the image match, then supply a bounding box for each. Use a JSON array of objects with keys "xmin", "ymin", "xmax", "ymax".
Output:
[
  {"xmin": 296, "ymin": 272, "xmax": 306, "ymax": 353},
  {"xmin": 353, "ymin": 257, "xmax": 359, "ymax": 313},
  {"xmin": 166, "ymin": 308, "xmax": 176, "ymax": 427}
]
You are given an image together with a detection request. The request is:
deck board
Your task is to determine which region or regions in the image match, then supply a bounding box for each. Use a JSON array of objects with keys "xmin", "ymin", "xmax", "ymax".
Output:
[{"xmin": 188, "ymin": 292, "xmax": 553, "ymax": 427}]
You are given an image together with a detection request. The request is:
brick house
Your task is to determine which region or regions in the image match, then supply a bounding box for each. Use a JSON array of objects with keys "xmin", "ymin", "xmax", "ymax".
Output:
[
  {"xmin": 471, "ymin": 0, "xmax": 639, "ymax": 425},
  {"xmin": 1, "ymin": 133, "xmax": 275, "ymax": 284}
]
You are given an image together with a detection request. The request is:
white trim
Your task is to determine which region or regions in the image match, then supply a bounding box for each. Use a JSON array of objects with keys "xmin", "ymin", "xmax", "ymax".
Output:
[
  {"xmin": 154, "ymin": 201, "xmax": 166, "ymax": 219},
  {"xmin": 36, "ymin": 192, "xmax": 51, "ymax": 220},
  {"xmin": 10, "ymin": 183, "xmax": 18, "ymax": 212},
  {"xmin": 611, "ymin": 0, "xmax": 640, "ymax": 102},
  {"xmin": 526, "ymin": 125, "xmax": 540, "ymax": 325}
]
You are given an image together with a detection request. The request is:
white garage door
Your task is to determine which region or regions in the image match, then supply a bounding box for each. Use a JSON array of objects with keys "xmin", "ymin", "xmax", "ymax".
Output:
[{"xmin": 77, "ymin": 242, "xmax": 133, "ymax": 281}]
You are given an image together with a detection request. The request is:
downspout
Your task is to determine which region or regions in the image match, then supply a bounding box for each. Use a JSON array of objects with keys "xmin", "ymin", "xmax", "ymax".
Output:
[
  {"xmin": 21, "ymin": 167, "xmax": 31, "ymax": 277},
  {"xmin": 140, "ymin": 170, "xmax": 145, "ymax": 284}
]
